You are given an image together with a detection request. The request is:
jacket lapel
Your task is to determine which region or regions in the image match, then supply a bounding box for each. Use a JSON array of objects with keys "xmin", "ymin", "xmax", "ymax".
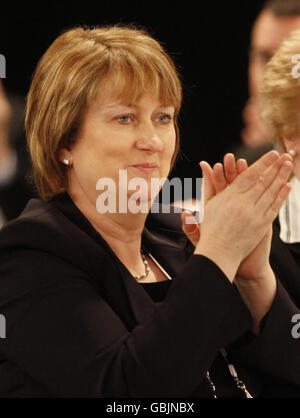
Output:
[
  {"xmin": 117, "ymin": 211, "xmax": 193, "ymax": 326},
  {"xmin": 48, "ymin": 195, "xmax": 194, "ymax": 329},
  {"xmin": 142, "ymin": 210, "xmax": 194, "ymax": 279}
]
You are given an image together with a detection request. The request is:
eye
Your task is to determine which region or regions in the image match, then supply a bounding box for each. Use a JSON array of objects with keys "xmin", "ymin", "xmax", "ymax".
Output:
[
  {"xmin": 117, "ymin": 114, "xmax": 134, "ymax": 124},
  {"xmin": 156, "ymin": 114, "xmax": 173, "ymax": 124}
]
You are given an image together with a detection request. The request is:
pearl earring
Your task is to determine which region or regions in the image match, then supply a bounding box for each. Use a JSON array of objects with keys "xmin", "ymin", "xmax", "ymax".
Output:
[
  {"xmin": 289, "ymin": 149, "xmax": 296, "ymax": 158},
  {"xmin": 63, "ymin": 158, "xmax": 71, "ymax": 166}
]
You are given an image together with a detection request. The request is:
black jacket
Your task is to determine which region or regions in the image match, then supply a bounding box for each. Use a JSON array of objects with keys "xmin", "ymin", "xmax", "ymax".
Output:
[
  {"xmin": 270, "ymin": 220, "xmax": 300, "ymax": 309},
  {"xmin": 0, "ymin": 194, "xmax": 299, "ymax": 397}
]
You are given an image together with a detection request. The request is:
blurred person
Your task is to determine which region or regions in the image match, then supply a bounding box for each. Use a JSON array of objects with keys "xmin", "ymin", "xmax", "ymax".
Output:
[
  {"xmin": 235, "ymin": 0, "xmax": 300, "ymax": 164},
  {"xmin": 0, "ymin": 80, "xmax": 35, "ymax": 226},
  {"xmin": 259, "ymin": 26, "xmax": 300, "ymax": 308},
  {"xmin": 182, "ymin": 0, "xmax": 300, "ymax": 308},
  {"xmin": 215, "ymin": 0, "xmax": 300, "ymax": 308},
  {"xmin": 0, "ymin": 25, "xmax": 299, "ymax": 398},
  {"xmin": 176, "ymin": 1, "xmax": 300, "ymax": 213}
]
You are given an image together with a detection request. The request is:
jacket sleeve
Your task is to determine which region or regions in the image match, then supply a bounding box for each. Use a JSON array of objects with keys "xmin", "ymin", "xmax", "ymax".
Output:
[
  {"xmin": 0, "ymin": 250, "xmax": 252, "ymax": 397},
  {"xmin": 228, "ymin": 280, "xmax": 300, "ymax": 394}
]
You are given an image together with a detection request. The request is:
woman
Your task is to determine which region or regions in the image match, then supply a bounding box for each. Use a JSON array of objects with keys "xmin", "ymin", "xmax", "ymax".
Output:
[
  {"xmin": 259, "ymin": 27, "xmax": 300, "ymax": 308},
  {"xmin": 0, "ymin": 25, "xmax": 298, "ymax": 398}
]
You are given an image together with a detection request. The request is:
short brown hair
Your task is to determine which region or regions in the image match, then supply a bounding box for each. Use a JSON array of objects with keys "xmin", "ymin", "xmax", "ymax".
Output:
[{"xmin": 25, "ymin": 25, "xmax": 182, "ymax": 200}]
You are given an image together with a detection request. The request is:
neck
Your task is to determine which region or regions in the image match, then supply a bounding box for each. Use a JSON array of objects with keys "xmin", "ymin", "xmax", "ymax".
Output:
[{"xmin": 69, "ymin": 190, "xmax": 150, "ymax": 271}]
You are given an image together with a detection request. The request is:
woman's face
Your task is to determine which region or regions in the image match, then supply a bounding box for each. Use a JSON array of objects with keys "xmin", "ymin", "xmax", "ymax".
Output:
[{"xmin": 60, "ymin": 84, "xmax": 176, "ymax": 212}]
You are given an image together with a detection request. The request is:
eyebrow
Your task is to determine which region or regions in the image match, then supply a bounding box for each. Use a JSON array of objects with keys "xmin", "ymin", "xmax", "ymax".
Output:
[
  {"xmin": 103, "ymin": 103, "xmax": 174, "ymax": 111},
  {"xmin": 104, "ymin": 103, "xmax": 133, "ymax": 109}
]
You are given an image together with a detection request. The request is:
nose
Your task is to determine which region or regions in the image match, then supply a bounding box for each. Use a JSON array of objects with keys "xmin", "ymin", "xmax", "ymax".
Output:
[{"xmin": 135, "ymin": 121, "xmax": 164, "ymax": 152}]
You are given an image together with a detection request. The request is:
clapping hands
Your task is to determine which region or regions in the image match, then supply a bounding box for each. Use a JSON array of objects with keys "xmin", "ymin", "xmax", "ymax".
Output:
[
  {"xmin": 181, "ymin": 151, "xmax": 293, "ymax": 332},
  {"xmin": 181, "ymin": 151, "xmax": 293, "ymax": 282}
]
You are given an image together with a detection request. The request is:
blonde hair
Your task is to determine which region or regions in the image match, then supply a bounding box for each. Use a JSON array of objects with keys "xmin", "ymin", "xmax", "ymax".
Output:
[
  {"xmin": 260, "ymin": 28, "xmax": 300, "ymax": 149},
  {"xmin": 25, "ymin": 25, "xmax": 182, "ymax": 200}
]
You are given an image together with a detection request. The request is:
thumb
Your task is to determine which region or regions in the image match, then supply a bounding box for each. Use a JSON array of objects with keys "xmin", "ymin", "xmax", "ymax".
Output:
[{"xmin": 181, "ymin": 211, "xmax": 200, "ymax": 247}]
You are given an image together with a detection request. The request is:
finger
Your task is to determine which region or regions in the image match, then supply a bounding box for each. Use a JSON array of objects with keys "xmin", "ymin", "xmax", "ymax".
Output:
[
  {"xmin": 224, "ymin": 153, "xmax": 237, "ymax": 184},
  {"xmin": 213, "ymin": 163, "xmax": 227, "ymax": 193},
  {"xmin": 265, "ymin": 160, "xmax": 293, "ymax": 204},
  {"xmin": 181, "ymin": 211, "xmax": 200, "ymax": 246},
  {"xmin": 265, "ymin": 182, "xmax": 292, "ymax": 223},
  {"xmin": 251, "ymin": 154, "xmax": 292, "ymax": 203},
  {"xmin": 236, "ymin": 159, "xmax": 248, "ymax": 175},
  {"xmin": 199, "ymin": 161, "xmax": 215, "ymax": 203},
  {"xmin": 232, "ymin": 150, "xmax": 280, "ymax": 193},
  {"xmin": 257, "ymin": 161, "xmax": 293, "ymax": 216},
  {"xmin": 265, "ymin": 225, "xmax": 273, "ymax": 240},
  {"xmin": 280, "ymin": 152, "xmax": 294, "ymax": 163}
]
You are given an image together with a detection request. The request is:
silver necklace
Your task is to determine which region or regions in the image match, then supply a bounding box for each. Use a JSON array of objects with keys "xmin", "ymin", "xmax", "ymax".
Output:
[
  {"xmin": 206, "ymin": 348, "xmax": 253, "ymax": 398},
  {"xmin": 134, "ymin": 251, "xmax": 151, "ymax": 280}
]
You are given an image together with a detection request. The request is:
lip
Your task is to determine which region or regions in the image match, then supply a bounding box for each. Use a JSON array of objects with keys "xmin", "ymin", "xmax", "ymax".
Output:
[{"xmin": 131, "ymin": 163, "xmax": 159, "ymax": 174}]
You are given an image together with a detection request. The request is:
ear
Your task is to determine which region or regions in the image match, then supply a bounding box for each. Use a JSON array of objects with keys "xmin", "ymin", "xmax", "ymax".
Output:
[
  {"xmin": 282, "ymin": 137, "xmax": 298, "ymax": 152},
  {"xmin": 58, "ymin": 148, "xmax": 72, "ymax": 165},
  {"xmin": 58, "ymin": 148, "xmax": 73, "ymax": 167}
]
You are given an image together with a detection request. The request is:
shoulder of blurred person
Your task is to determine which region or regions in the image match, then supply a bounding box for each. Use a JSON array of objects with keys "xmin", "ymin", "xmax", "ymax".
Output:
[{"xmin": 271, "ymin": 218, "xmax": 300, "ymax": 309}]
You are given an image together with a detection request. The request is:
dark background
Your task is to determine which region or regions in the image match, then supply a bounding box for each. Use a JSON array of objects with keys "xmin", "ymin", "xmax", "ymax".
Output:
[{"xmin": 0, "ymin": 0, "xmax": 264, "ymax": 183}]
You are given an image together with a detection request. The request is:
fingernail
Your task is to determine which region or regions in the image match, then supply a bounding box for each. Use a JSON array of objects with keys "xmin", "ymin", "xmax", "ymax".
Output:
[
  {"xmin": 280, "ymin": 162, "xmax": 293, "ymax": 176},
  {"xmin": 213, "ymin": 162, "xmax": 223, "ymax": 169},
  {"xmin": 280, "ymin": 153, "xmax": 292, "ymax": 160},
  {"xmin": 269, "ymin": 150, "xmax": 280, "ymax": 161}
]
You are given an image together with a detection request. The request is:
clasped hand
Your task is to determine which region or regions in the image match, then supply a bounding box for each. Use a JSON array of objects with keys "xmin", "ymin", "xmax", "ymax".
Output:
[{"xmin": 181, "ymin": 151, "xmax": 293, "ymax": 332}]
